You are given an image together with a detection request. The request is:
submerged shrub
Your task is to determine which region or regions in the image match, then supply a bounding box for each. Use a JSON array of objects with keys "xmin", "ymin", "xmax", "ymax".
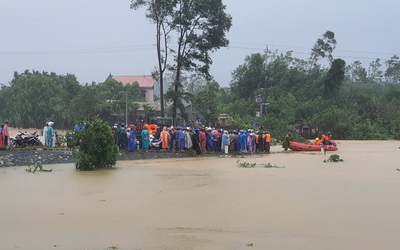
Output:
[
  {"xmin": 324, "ymin": 154, "xmax": 344, "ymax": 163},
  {"xmin": 74, "ymin": 118, "xmax": 118, "ymax": 171}
]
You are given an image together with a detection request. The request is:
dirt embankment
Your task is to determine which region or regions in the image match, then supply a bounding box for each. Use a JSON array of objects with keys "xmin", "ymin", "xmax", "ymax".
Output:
[{"xmin": 0, "ymin": 148, "xmax": 205, "ymax": 167}]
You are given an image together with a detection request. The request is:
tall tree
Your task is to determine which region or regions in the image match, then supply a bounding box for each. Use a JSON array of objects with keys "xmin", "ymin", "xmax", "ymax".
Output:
[
  {"xmin": 310, "ymin": 30, "xmax": 337, "ymax": 65},
  {"xmin": 131, "ymin": 0, "xmax": 175, "ymax": 117},
  {"xmin": 323, "ymin": 58, "xmax": 346, "ymax": 99},
  {"xmin": 346, "ymin": 61, "xmax": 367, "ymax": 86},
  {"xmin": 384, "ymin": 55, "xmax": 400, "ymax": 84},
  {"xmin": 170, "ymin": 0, "xmax": 231, "ymax": 124},
  {"xmin": 368, "ymin": 58, "xmax": 384, "ymax": 85},
  {"xmin": 230, "ymin": 53, "xmax": 266, "ymax": 100}
]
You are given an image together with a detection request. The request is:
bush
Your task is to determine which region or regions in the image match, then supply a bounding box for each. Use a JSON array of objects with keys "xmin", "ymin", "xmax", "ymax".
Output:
[{"xmin": 74, "ymin": 118, "xmax": 118, "ymax": 171}]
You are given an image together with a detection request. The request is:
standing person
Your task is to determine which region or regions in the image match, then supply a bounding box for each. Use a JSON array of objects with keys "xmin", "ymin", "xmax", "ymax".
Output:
[
  {"xmin": 141, "ymin": 126, "xmax": 150, "ymax": 152},
  {"xmin": 160, "ymin": 126, "xmax": 170, "ymax": 150},
  {"xmin": 265, "ymin": 130, "xmax": 271, "ymax": 153},
  {"xmin": 3, "ymin": 121, "xmax": 9, "ymax": 147},
  {"xmin": 259, "ymin": 131, "xmax": 265, "ymax": 153},
  {"xmin": 247, "ymin": 132, "xmax": 253, "ymax": 154},
  {"xmin": 112, "ymin": 124, "xmax": 120, "ymax": 147},
  {"xmin": 127, "ymin": 127, "xmax": 137, "ymax": 151},
  {"xmin": 191, "ymin": 128, "xmax": 201, "ymax": 154},
  {"xmin": 168, "ymin": 127, "xmax": 174, "ymax": 151},
  {"xmin": 177, "ymin": 127, "xmax": 185, "ymax": 151},
  {"xmin": 184, "ymin": 128, "xmax": 193, "ymax": 150},
  {"xmin": 282, "ymin": 132, "xmax": 291, "ymax": 151},
  {"xmin": 47, "ymin": 122, "xmax": 55, "ymax": 148},
  {"xmin": 0, "ymin": 125, "xmax": 4, "ymax": 147},
  {"xmin": 43, "ymin": 122, "xmax": 48, "ymax": 146},
  {"xmin": 221, "ymin": 130, "xmax": 230, "ymax": 154},
  {"xmin": 119, "ymin": 126, "xmax": 128, "ymax": 150},
  {"xmin": 206, "ymin": 128, "xmax": 214, "ymax": 152},
  {"xmin": 240, "ymin": 130, "xmax": 247, "ymax": 153},
  {"xmin": 229, "ymin": 130, "xmax": 236, "ymax": 153},
  {"xmin": 199, "ymin": 128, "xmax": 206, "ymax": 153},
  {"xmin": 154, "ymin": 126, "xmax": 161, "ymax": 139},
  {"xmin": 237, "ymin": 130, "xmax": 244, "ymax": 154},
  {"xmin": 254, "ymin": 131, "xmax": 260, "ymax": 153}
]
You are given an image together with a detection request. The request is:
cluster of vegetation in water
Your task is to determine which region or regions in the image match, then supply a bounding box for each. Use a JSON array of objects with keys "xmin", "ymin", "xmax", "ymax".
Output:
[
  {"xmin": 25, "ymin": 162, "xmax": 52, "ymax": 173},
  {"xmin": 236, "ymin": 159, "xmax": 285, "ymax": 168},
  {"xmin": 324, "ymin": 154, "xmax": 344, "ymax": 163}
]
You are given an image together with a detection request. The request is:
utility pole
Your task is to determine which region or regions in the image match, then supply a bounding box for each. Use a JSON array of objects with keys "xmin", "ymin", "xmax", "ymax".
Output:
[
  {"xmin": 125, "ymin": 91, "xmax": 128, "ymax": 126},
  {"xmin": 264, "ymin": 44, "xmax": 269, "ymax": 89}
]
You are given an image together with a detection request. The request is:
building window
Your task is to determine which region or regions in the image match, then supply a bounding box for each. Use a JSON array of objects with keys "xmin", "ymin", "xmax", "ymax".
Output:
[{"xmin": 141, "ymin": 90, "xmax": 146, "ymax": 101}]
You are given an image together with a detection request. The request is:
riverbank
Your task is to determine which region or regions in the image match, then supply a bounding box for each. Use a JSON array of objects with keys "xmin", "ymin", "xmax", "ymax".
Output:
[{"xmin": 0, "ymin": 148, "xmax": 208, "ymax": 167}]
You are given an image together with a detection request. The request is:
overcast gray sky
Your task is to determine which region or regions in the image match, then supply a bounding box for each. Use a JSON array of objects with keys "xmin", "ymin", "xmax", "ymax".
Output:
[{"xmin": 1, "ymin": 0, "xmax": 399, "ymax": 87}]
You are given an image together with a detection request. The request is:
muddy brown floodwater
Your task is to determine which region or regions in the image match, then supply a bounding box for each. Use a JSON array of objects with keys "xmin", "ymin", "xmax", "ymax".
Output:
[{"xmin": 1, "ymin": 140, "xmax": 400, "ymax": 250}]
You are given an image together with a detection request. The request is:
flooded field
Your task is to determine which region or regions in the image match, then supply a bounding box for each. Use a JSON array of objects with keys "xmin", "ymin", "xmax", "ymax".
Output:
[{"xmin": 1, "ymin": 141, "xmax": 400, "ymax": 250}]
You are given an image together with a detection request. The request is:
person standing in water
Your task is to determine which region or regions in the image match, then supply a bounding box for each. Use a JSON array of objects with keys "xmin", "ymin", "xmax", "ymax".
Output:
[{"xmin": 282, "ymin": 132, "xmax": 291, "ymax": 151}]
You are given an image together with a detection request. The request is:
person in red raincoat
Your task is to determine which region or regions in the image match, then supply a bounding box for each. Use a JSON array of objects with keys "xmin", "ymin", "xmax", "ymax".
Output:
[{"xmin": 160, "ymin": 126, "xmax": 170, "ymax": 150}]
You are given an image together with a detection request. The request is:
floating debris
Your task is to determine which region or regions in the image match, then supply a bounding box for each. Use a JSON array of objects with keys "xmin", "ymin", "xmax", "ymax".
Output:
[
  {"xmin": 25, "ymin": 162, "xmax": 52, "ymax": 173},
  {"xmin": 324, "ymin": 154, "xmax": 343, "ymax": 163},
  {"xmin": 237, "ymin": 159, "xmax": 285, "ymax": 168}
]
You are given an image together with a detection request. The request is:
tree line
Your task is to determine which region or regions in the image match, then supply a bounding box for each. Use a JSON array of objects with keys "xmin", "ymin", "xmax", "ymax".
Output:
[{"xmin": 0, "ymin": 71, "xmax": 149, "ymax": 129}]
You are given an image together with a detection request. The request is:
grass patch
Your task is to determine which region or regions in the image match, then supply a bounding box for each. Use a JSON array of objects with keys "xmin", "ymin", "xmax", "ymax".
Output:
[
  {"xmin": 25, "ymin": 162, "xmax": 52, "ymax": 173},
  {"xmin": 237, "ymin": 159, "xmax": 285, "ymax": 168}
]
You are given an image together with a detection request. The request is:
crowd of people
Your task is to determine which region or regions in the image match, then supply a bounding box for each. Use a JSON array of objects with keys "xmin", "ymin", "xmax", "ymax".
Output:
[
  {"xmin": 43, "ymin": 122, "xmax": 57, "ymax": 147},
  {"xmin": 111, "ymin": 123, "xmax": 273, "ymax": 155},
  {"xmin": 313, "ymin": 132, "xmax": 337, "ymax": 146}
]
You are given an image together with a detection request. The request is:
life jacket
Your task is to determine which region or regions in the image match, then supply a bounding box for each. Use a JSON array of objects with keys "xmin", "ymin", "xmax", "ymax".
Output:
[{"xmin": 265, "ymin": 133, "xmax": 271, "ymax": 143}]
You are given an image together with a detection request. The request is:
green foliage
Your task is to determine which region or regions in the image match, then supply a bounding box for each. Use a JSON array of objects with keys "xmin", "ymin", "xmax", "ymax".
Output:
[
  {"xmin": 56, "ymin": 134, "xmax": 67, "ymax": 147},
  {"xmin": 351, "ymin": 123, "xmax": 388, "ymax": 140},
  {"xmin": 310, "ymin": 30, "xmax": 337, "ymax": 64},
  {"xmin": 74, "ymin": 118, "xmax": 118, "ymax": 171},
  {"xmin": 236, "ymin": 159, "xmax": 285, "ymax": 168},
  {"xmin": 231, "ymin": 53, "xmax": 266, "ymax": 100},
  {"xmin": 289, "ymin": 133, "xmax": 310, "ymax": 144},
  {"xmin": 26, "ymin": 162, "xmax": 52, "ymax": 173},
  {"xmin": 323, "ymin": 58, "xmax": 346, "ymax": 99},
  {"xmin": 193, "ymin": 89, "xmax": 219, "ymax": 123},
  {"xmin": 385, "ymin": 55, "xmax": 400, "ymax": 84},
  {"xmin": 324, "ymin": 154, "xmax": 343, "ymax": 163}
]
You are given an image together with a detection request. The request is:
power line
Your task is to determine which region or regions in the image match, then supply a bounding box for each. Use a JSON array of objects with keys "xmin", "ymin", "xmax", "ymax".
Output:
[
  {"xmin": 0, "ymin": 44, "xmax": 156, "ymax": 55},
  {"xmin": 1, "ymin": 41, "xmax": 397, "ymax": 62},
  {"xmin": 229, "ymin": 41, "xmax": 399, "ymax": 57},
  {"xmin": 228, "ymin": 42, "xmax": 396, "ymax": 61}
]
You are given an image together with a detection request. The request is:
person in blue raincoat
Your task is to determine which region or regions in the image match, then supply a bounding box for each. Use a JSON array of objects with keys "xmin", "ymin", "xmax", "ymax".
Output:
[
  {"xmin": 206, "ymin": 129, "xmax": 214, "ymax": 152},
  {"xmin": 241, "ymin": 130, "xmax": 247, "ymax": 153},
  {"xmin": 237, "ymin": 130, "xmax": 243, "ymax": 154},
  {"xmin": 141, "ymin": 126, "xmax": 150, "ymax": 151},
  {"xmin": 176, "ymin": 127, "xmax": 185, "ymax": 151},
  {"xmin": 127, "ymin": 127, "xmax": 137, "ymax": 151},
  {"xmin": 47, "ymin": 121, "xmax": 55, "ymax": 147},
  {"xmin": 221, "ymin": 130, "xmax": 229, "ymax": 153}
]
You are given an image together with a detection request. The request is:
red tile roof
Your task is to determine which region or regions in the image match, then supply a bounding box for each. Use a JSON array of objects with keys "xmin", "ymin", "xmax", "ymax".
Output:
[{"xmin": 112, "ymin": 75, "xmax": 155, "ymax": 88}]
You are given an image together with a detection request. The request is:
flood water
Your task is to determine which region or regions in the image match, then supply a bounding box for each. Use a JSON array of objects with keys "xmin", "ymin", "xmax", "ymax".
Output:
[{"xmin": 1, "ymin": 140, "xmax": 400, "ymax": 250}]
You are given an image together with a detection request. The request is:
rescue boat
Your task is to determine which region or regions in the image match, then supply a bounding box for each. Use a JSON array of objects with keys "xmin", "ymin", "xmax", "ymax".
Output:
[{"xmin": 288, "ymin": 141, "xmax": 338, "ymax": 151}]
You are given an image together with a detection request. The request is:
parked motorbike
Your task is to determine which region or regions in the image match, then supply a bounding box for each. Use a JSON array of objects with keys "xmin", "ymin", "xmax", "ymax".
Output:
[
  {"xmin": 11, "ymin": 131, "xmax": 42, "ymax": 147},
  {"xmin": 149, "ymin": 135, "xmax": 162, "ymax": 149}
]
